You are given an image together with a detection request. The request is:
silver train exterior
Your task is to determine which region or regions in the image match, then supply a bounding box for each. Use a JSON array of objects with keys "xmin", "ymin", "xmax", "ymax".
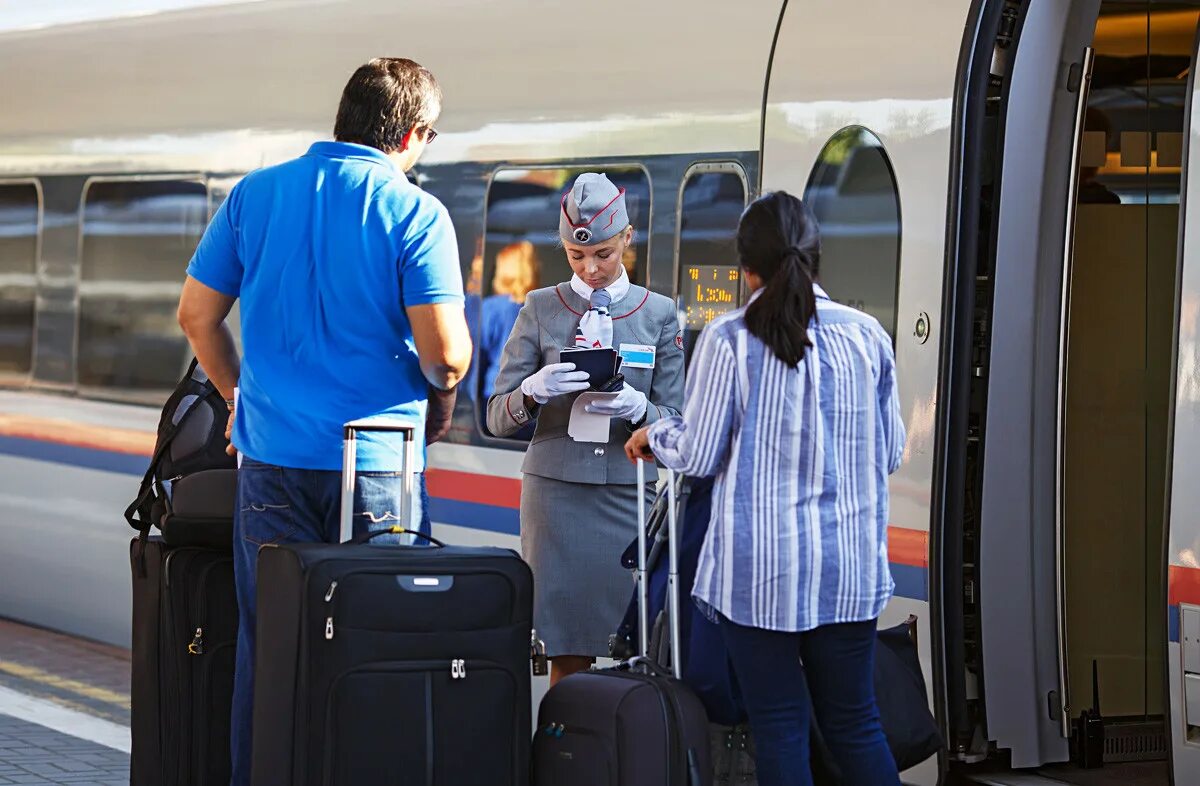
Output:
[{"xmin": 3, "ymin": 1, "xmax": 1200, "ymax": 782}]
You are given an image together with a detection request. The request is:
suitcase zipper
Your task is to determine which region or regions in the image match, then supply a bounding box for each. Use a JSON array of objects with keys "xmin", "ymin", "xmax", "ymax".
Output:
[
  {"xmin": 187, "ymin": 559, "xmax": 221, "ymax": 655},
  {"xmin": 323, "ymin": 580, "xmax": 339, "ymax": 639},
  {"xmin": 533, "ymin": 723, "xmax": 617, "ymax": 785},
  {"xmin": 322, "ymin": 660, "xmax": 515, "ymax": 786},
  {"xmin": 606, "ymin": 669, "xmax": 686, "ymax": 786},
  {"xmin": 316, "ymin": 565, "xmax": 522, "ymax": 636}
]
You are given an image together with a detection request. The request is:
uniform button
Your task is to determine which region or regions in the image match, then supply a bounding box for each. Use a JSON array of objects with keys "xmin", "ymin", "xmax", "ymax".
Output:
[{"xmin": 594, "ymin": 447, "xmax": 605, "ymax": 457}]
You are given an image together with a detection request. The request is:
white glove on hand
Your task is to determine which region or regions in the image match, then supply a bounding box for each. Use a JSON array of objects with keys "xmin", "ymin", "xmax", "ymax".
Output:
[
  {"xmin": 584, "ymin": 383, "xmax": 648, "ymax": 424},
  {"xmin": 520, "ymin": 363, "xmax": 590, "ymax": 405}
]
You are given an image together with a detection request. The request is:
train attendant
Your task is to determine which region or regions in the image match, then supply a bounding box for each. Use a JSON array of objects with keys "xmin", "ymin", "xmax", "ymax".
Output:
[
  {"xmin": 486, "ymin": 173, "xmax": 684, "ymax": 685},
  {"xmin": 625, "ymin": 192, "xmax": 906, "ymax": 786}
]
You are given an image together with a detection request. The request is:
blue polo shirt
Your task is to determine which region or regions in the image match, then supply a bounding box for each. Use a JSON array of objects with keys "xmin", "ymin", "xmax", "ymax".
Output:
[{"xmin": 186, "ymin": 141, "xmax": 463, "ymax": 471}]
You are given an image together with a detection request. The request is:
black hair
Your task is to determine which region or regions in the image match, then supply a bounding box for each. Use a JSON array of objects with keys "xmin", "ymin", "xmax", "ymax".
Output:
[
  {"xmin": 334, "ymin": 58, "xmax": 442, "ymax": 153},
  {"xmin": 737, "ymin": 191, "xmax": 821, "ymax": 366}
]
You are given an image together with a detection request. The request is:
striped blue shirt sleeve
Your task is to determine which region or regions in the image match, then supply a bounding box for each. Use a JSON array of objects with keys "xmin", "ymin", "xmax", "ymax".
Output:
[
  {"xmin": 875, "ymin": 327, "xmax": 906, "ymax": 474},
  {"xmin": 647, "ymin": 322, "xmax": 737, "ymax": 477}
]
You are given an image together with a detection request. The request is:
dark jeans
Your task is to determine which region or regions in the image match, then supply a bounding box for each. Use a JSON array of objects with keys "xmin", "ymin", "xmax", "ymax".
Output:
[
  {"xmin": 229, "ymin": 458, "xmax": 431, "ymax": 786},
  {"xmin": 718, "ymin": 615, "xmax": 900, "ymax": 786}
]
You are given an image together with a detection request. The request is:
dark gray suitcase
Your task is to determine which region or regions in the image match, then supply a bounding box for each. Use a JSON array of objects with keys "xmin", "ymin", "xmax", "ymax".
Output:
[
  {"xmin": 249, "ymin": 420, "xmax": 534, "ymax": 786},
  {"xmin": 533, "ymin": 462, "xmax": 712, "ymax": 786}
]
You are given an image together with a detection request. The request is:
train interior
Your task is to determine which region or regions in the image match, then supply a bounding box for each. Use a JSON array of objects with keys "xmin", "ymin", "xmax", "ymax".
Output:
[
  {"xmin": 957, "ymin": 2, "xmax": 1198, "ymax": 784},
  {"xmin": 1048, "ymin": 3, "xmax": 1194, "ymax": 783},
  {"xmin": 1056, "ymin": 3, "xmax": 1196, "ymax": 782}
]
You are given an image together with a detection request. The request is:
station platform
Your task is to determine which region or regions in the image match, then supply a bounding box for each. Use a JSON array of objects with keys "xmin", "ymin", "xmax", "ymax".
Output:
[
  {"xmin": 0, "ymin": 617, "xmax": 1173, "ymax": 786},
  {"xmin": 0, "ymin": 619, "xmax": 129, "ymax": 785}
]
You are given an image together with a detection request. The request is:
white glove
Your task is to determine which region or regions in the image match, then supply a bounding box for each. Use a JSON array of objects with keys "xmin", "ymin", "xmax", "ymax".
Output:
[
  {"xmin": 520, "ymin": 362, "xmax": 590, "ymax": 405},
  {"xmin": 584, "ymin": 383, "xmax": 648, "ymax": 424}
]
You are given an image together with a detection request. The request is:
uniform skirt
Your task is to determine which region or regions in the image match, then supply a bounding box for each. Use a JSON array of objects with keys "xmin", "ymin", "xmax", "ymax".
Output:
[{"xmin": 520, "ymin": 473, "xmax": 654, "ymax": 657}]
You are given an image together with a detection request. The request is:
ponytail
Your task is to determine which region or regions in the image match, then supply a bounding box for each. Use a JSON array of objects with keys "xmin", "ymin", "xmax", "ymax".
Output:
[
  {"xmin": 744, "ymin": 247, "xmax": 816, "ymax": 366},
  {"xmin": 737, "ymin": 192, "xmax": 822, "ymax": 366}
]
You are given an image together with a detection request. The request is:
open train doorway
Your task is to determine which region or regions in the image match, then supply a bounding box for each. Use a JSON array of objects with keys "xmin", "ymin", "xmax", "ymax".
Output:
[
  {"xmin": 938, "ymin": 1, "xmax": 1200, "ymax": 783},
  {"xmin": 1056, "ymin": 4, "xmax": 1199, "ymax": 783}
]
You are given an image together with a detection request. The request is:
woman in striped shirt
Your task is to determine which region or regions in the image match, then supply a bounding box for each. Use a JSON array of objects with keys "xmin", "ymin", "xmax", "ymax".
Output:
[{"xmin": 626, "ymin": 191, "xmax": 905, "ymax": 785}]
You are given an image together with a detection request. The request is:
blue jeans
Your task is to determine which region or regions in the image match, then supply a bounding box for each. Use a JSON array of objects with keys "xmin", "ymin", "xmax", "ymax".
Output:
[
  {"xmin": 718, "ymin": 615, "xmax": 900, "ymax": 786},
  {"xmin": 229, "ymin": 458, "xmax": 430, "ymax": 786}
]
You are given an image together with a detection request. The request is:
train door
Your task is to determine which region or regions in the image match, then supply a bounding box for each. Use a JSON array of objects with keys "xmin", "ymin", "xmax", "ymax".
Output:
[
  {"xmin": 1164, "ymin": 14, "xmax": 1200, "ymax": 780},
  {"xmin": 761, "ymin": 2, "xmax": 970, "ymax": 784},
  {"xmin": 941, "ymin": 1, "xmax": 1200, "ymax": 782}
]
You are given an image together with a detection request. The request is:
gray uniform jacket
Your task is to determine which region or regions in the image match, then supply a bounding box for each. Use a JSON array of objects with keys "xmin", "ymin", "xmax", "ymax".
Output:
[{"xmin": 486, "ymin": 282, "xmax": 684, "ymax": 485}]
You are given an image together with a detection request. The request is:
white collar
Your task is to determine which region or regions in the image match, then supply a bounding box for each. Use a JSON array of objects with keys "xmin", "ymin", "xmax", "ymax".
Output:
[
  {"xmin": 746, "ymin": 282, "xmax": 828, "ymax": 304},
  {"xmin": 569, "ymin": 267, "xmax": 630, "ymax": 306}
]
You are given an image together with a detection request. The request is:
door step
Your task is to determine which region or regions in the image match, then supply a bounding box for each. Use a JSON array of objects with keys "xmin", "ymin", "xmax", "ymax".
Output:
[{"xmin": 1101, "ymin": 720, "xmax": 1167, "ymax": 763}]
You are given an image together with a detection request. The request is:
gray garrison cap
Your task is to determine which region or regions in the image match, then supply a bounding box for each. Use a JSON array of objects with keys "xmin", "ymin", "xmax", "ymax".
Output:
[{"xmin": 559, "ymin": 173, "xmax": 629, "ymax": 246}]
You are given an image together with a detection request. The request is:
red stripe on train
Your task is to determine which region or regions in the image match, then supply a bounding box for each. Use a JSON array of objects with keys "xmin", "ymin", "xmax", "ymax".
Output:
[
  {"xmin": 425, "ymin": 468, "xmax": 522, "ymax": 509},
  {"xmin": 1168, "ymin": 564, "xmax": 1200, "ymax": 606},
  {"xmin": 888, "ymin": 526, "xmax": 928, "ymax": 568}
]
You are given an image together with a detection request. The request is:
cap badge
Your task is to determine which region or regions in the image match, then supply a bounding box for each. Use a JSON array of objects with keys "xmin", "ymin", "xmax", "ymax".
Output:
[{"xmin": 573, "ymin": 227, "xmax": 592, "ymax": 243}]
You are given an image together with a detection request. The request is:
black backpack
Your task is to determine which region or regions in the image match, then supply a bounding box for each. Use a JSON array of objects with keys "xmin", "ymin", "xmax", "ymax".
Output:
[{"xmin": 125, "ymin": 358, "xmax": 238, "ymax": 551}]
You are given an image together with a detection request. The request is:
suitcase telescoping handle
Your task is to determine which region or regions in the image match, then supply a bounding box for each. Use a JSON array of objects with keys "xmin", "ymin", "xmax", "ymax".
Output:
[
  {"xmin": 339, "ymin": 419, "xmax": 418, "ymax": 544},
  {"xmin": 635, "ymin": 458, "xmax": 684, "ymax": 680}
]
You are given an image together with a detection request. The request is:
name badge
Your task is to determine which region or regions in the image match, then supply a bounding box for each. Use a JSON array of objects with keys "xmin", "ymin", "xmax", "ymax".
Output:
[{"xmin": 618, "ymin": 343, "xmax": 656, "ymax": 369}]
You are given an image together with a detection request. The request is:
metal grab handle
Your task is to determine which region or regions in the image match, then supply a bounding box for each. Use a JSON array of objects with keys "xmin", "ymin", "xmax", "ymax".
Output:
[
  {"xmin": 350, "ymin": 525, "xmax": 445, "ymax": 548},
  {"xmin": 1054, "ymin": 45, "xmax": 1095, "ymax": 739},
  {"xmin": 340, "ymin": 419, "xmax": 418, "ymax": 544}
]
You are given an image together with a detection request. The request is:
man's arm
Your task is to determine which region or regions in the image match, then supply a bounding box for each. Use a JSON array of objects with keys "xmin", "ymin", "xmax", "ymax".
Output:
[
  {"xmin": 408, "ymin": 303, "xmax": 472, "ymax": 391},
  {"xmin": 177, "ymin": 276, "xmax": 240, "ymax": 400}
]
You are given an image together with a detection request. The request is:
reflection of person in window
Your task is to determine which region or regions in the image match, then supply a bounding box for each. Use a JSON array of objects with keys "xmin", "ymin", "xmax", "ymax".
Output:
[
  {"xmin": 621, "ymin": 243, "xmax": 636, "ymax": 282},
  {"xmin": 462, "ymin": 240, "xmax": 484, "ymax": 400},
  {"xmin": 479, "ymin": 241, "xmax": 540, "ymax": 400},
  {"xmin": 1079, "ymin": 107, "xmax": 1121, "ymax": 205}
]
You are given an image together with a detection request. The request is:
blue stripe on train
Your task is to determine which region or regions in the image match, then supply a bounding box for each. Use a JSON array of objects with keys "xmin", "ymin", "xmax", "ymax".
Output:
[
  {"xmin": 890, "ymin": 562, "xmax": 928, "ymax": 603},
  {"xmin": 0, "ymin": 435, "xmax": 148, "ymax": 476},
  {"xmin": 427, "ymin": 497, "xmax": 520, "ymax": 536},
  {"xmin": 1169, "ymin": 604, "xmax": 1180, "ymax": 643}
]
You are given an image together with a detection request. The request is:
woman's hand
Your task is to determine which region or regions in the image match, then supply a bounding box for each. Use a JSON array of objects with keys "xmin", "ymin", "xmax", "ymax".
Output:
[
  {"xmin": 624, "ymin": 427, "xmax": 655, "ymax": 464},
  {"xmin": 520, "ymin": 362, "xmax": 590, "ymax": 404},
  {"xmin": 225, "ymin": 402, "xmax": 237, "ymax": 457}
]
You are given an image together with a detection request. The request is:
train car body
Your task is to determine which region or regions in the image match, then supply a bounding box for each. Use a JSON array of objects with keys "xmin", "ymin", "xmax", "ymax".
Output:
[{"xmin": 2, "ymin": 1, "xmax": 1200, "ymax": 782}]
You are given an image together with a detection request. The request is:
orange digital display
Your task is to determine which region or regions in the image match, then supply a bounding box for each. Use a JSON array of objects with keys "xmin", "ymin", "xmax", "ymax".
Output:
[{"xmin": 682, "ymin": 265, "xmax": 740, "ymax": 329}]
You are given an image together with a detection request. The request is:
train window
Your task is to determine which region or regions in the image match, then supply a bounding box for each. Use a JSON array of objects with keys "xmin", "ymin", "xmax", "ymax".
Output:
[
  {"xmin": 78, "ymin": 178, "xmax": 208, "ymax": 397},
  {"xmin": 475, "ymin": 166, "xmax": 651, "ymax": 440},
  {"xmin": 803, "ymin": 126, "xmax": 901, "ymax": 339},
  {"xmin": 0, "ymin": 182, "xmax": 39, "ymax": 382},
  {"xmin": 675, "ymin": 166, "xmax": 748, "ymax": 358}
]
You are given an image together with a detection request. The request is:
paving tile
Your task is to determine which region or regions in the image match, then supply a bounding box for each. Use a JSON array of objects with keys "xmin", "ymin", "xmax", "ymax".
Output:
[{"xmin": 0, "ymin": 716, "xmax": 127, "ymax": 785}]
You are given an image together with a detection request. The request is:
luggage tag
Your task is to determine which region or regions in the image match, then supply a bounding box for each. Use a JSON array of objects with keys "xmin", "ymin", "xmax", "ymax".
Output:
[{"xmin": 618, "ymin": 343, "xmax": 656, "ymax": 369}]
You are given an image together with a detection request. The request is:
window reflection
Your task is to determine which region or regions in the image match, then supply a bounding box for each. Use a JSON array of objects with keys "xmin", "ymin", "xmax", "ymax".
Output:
[
  {"xmin": 676, "ymin": 170, "xmax": 747, "ymax": 359},
  {"xmin": 78, "ymin": 179, "xmax": 207, "ymax": 396},
  {"xmin": 477, "ymin": 166, "xmax": 651, "ymax": 440},
  {"xmin": 0, "ymin": 183, "xmax": 38, "ymax": 381},
  {"xmin": 803, "ymin": 126, "xmax": 902, "ymax": 340}
]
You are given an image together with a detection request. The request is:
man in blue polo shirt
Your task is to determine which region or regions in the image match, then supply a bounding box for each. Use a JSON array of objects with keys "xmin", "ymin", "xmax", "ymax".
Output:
[{"xmin": 176, "ymin": 57, "xmax": 471, "ymax": 785}]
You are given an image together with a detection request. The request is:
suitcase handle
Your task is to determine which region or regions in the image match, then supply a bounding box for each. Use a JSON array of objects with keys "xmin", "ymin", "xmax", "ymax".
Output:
[
  {"xmin": 636, "ymin": 458, "xmax": 683, "ymax": 680},
  {"xmin": 621, "ymin": 655, "xmax": 672, "ymax": 678},
  {"xmin": 340, "ymin": 419, "xmax": 418, "ymax": 543},
  {"xmin": 350, "ymin": 525, "xmax": 445, "ymax": 548}
]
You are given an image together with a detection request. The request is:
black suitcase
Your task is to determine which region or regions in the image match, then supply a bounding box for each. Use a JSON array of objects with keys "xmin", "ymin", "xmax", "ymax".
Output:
[
  {"xmin": 250, "ymin": 420, "xmax": 534, "ymax": 786},
  {"xmin": 130, "ymin": 537, "xmax": 239, "ymax": 786},
  {"xmin": 533, "ymin": 462, "xmax": 712, "ymax": 786}
]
